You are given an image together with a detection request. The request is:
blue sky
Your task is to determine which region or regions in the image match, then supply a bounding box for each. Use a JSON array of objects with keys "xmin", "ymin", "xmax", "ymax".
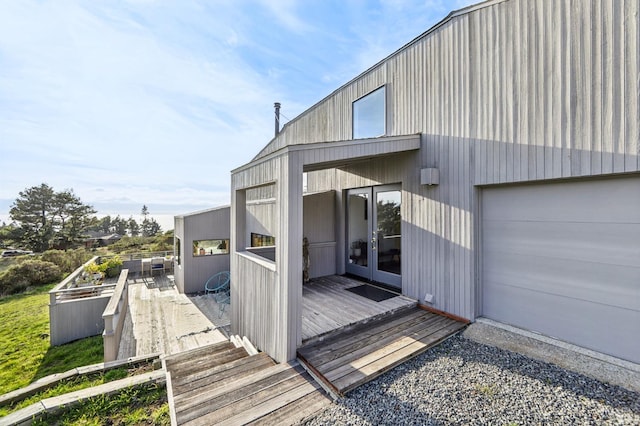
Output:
[{"xmin": 0, "ymin": 0, "xmax": 474, "ymax": 230}]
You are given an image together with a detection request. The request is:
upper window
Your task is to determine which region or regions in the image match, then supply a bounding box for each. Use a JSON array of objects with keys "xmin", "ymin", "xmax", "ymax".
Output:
[{"xmin": 353, "ymin": 86, "xmax": 386, "ymax": 139}]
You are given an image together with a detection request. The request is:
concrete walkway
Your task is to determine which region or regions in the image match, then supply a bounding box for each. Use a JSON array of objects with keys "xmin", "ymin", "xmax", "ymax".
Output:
[{"xmin": 118, "ymin": 276, "xmax": 228, "ymax": 359}]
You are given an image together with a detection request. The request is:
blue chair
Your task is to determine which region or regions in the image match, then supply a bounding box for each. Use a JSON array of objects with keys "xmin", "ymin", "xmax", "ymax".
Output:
[
  {"xmin": 204, "ymin": 271, "xmax": 231, "ymax": 317},
  {"xmin": 205, "ymin": 271, "xmax": 230, "ymax": 295}
]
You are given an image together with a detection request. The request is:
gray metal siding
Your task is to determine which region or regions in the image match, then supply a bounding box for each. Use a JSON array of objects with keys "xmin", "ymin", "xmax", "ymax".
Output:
[
  {"xmin": 180, "ymin": 207, "xmax": 231, "ymax": 294},
  {"xmin": 250, "ymin": 0, "xmax": 639, "ymax": 322},
  {"xmin": 174, "ymin": 216, "xmax": 185, "ymax": 293},
  {"xmin": 482, "ymin": 176, "xmax": 640, "ymax": 363},
  {"xmin": 232, "ymin": 0, "xmax": 640, "ymax": 360},
  {"xmin": 231, "ymin": 154, "xmax": 303, "ymax": 362}
]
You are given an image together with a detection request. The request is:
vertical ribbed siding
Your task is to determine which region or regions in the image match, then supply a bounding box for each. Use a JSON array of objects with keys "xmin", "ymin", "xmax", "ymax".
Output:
[
  {"xmin": 265, "ymin": 0, "xmax": 640, "ymax": 179},
  {"xmin": 181, "ymin": 207, "xmax": 231, "ymax": 294},
  {"xmin": 237, "ymin": 0, "xmax": 640, "ymax": 328},
  {"xmin": 231, "ymin": 153, "xmax": 304, "ymax": 362}
]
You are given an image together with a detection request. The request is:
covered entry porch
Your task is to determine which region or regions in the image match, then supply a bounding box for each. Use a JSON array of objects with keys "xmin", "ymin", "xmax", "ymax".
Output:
[
  {"xmin": 299, "ymin": 274, "xmax": 468, "ymax": 396},
  {"xmin": 302, "ymin": 275, "xmax": 416, "ymax": 344},
  {"xmin": 231, "ymin": 134, "xmax": 422, "ymax": 362}
]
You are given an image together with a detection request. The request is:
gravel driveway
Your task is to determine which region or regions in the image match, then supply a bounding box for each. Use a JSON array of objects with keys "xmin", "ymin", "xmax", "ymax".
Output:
[{"xmin": 304, "ymin": 334, "xmax": 640, "ymax": 425}]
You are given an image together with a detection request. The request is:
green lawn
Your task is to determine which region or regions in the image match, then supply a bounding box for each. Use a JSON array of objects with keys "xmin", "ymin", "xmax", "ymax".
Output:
[
  {"xmin": 0, "ymin": 285, "xmax": 103, "ymax": 395},
  {"xmin": 0, "ymin": 283, "xmax": 169, "ymax": 424},
  {"xmin": 32, "ymin": 382, "xmax": 169, "ymax": 426}
]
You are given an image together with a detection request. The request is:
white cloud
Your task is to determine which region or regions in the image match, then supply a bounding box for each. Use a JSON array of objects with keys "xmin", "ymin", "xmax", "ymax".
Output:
[{"xmin": 0, "ymin": 0, "xmax": 478, "ymax": 221}]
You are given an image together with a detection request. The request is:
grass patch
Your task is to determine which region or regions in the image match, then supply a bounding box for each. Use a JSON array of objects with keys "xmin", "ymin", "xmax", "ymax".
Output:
[
  {"xmin": 0, "ymin": 286, "xmax": 103, "ymax": 395},
  {"xmin": 0, "ymin": 363, "xmax": 154, "ymax": 417},
  {"xmin": 31, "ymin": 382, "xmax": 170, "ymax": 426}
]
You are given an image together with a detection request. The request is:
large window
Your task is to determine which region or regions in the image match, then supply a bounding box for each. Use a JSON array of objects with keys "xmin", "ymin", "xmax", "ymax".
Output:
[
  {"xmin": 193, "ymin": 239, "xmax": 230, "ymax": 256},
  {"xmin": 353, "ymin": 86, "xmax": 386, "ymax": 139}
]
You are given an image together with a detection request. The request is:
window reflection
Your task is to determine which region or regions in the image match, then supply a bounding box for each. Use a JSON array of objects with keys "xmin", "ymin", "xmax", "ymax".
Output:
[
  {"xmin": 353, "ymin": 86, "xmax": 386, "ymax": 139},
  {"xmin": 193, "ymin": 239, "xmax": 229, "ymax": 256}
]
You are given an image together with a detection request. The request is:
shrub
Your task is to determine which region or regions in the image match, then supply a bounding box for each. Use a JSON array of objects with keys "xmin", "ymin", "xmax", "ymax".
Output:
[
  {"xmin": 40, "ymin": 249, "xmax": 92, "ymax": 274},
  {"xmin": 0, "ymin": 260, "xmax": 62, "ymax": 296},
  {"xmin": 84, "ymin": 255, "xmax": 123, "ymax": 278}
]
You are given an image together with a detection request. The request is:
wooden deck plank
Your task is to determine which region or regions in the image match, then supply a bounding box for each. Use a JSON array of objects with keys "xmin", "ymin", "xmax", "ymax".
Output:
[
  {"xmin": 298, "ymin": 306, "xmax": 468, "ymax": 395},
  {"xmin": 301, "ymin": 276, "xmax": 416, "ymax": 342},
  {"xmin": 179, "ymin": 368, "xmax": 311, "ymax": 425},
  {"xmin": 324, "ymin": 318, "xmax": 463, "ymax": 382},
  {"xmin": 173, "ymin": 353, "xmax": 275, "ymax": 395},
  {"xmin": 163, "ymin": 341, "xmax": 235, "ymax": 367},
  {"xmin": 122, "ymin": 281, "xmax": 228, "ymax": 358},
  {"xmin": 168, "ymin": 347, "xmax": 249, "ymax": 380},
  {"xmin": 170, "ymin": 351, "xmax": 263, "ymax": 389},
  {"xmin": 299, "ymin": 310, "xmax": 437, "ymax": 364},
  {"xmin": 314, "ymin": 315, "xmax": 451, "ymax": 374},
  {"xmin": 247, "ymin": 388, "xmax": 332, "ymax": 426},
  {"xmin": 175, "ymin": 363, "xmax": 304, "ymax": 419},
  {"xmin": 333, "ymin": 321, "xmax": 467, "ymax": 393},
  {"xmin": 212, "ymin": 380, "xmax": 323, "ymax": 426}
]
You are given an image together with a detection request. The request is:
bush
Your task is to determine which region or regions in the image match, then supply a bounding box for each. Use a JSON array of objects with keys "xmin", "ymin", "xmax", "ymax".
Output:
[
  {"xmin": 84, "ymin": 255, "xmax": 123, "ymax": 278},
  {"xmin": 40, "ymin": 249, "xmax": 92, "ymax": 274},
  {"xmin": 0, "ymin": 260, "xmax": 62, "ymax": 296}
]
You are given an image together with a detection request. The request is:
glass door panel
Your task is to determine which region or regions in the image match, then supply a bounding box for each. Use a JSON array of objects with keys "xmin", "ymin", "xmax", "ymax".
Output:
[
  {"xmin": 372, "ymin": 186, "xmax": 401, "ymax": 287},
  {"xmin": 375, "ymin": 189, "xmax": 401, "ymax": 274},
  {"xmin": 346, "ymin": 189, "xmax": 370, "ymax": 278},
  {"xmin": 346, "ymin": 185, "xmax": 402, "ymax": 289}
]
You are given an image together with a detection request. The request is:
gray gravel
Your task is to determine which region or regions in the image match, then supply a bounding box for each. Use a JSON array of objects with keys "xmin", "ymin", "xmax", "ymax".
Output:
[{"xmin": 304, "ymin": 334, "xmax": 640, "ymax": 425}]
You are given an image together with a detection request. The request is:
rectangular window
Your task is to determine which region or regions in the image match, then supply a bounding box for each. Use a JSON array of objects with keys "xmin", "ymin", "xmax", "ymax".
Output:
[
  {"xmin": 175, "ymin": 237, "xmax": 181, "ymax": 265},
  {"xmin": 193, "ymin": 239, "xmax": 230, "ymax": 256},
  {"xmin": 250, "ymin": 232, "xmax": 275, "ymax": 247},
  {"xmin": 353, "ymin": 86, "xmax": 386, "ymax": 139}
]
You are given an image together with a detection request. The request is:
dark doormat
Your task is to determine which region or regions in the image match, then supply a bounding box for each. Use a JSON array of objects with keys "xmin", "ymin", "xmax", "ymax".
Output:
[{"xmin": 346, "ymin": 284, "xmax": 398, "ymax": 302}]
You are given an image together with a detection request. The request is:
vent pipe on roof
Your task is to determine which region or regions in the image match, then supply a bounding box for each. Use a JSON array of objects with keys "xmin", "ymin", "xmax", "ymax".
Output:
[{"xmin": 274, "ymin": 102, "xmax": 281, "ymax": 137}]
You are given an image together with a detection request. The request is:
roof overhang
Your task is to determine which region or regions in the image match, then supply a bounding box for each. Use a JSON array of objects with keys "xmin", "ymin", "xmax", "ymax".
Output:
[{"xmin": 233, "ymin": 134, "xmax": 421, "ymax": 174}]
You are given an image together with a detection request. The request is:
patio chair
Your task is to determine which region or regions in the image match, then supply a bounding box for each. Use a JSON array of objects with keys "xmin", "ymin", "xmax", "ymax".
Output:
[
  {"xmin": 150, "ymin": 257, "xmax": 165, "ymax": 277},
  {"xmin": 205, "ymin": 271, "xmax": 231, "ymax": 317},
  {"xmin": 215, "ymin": 290, "xmax": 231, "ymax": 318},
  {"xmin": 205, "ymin": 271, "xmax": 230, "ymax": 295}
]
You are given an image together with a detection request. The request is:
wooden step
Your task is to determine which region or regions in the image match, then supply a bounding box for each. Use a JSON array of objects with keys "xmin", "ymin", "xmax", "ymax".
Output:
[
  {"xmin": 166, "ymin": 340, "xmax": 331, "ymax": 425},
  {"xmin": 302, "ymin": 298, "xmax": 418, "ymax": 347},
  {"xmin": 178, "ymin": 363, "xmax": 311, "ymax": 424},
  {"xmin": 173, "ymin": 353, "xmax": 276, "ymax": 396},
  {"xmin": 169, "ymin": 346, "xmax": 249, "ymax": 380},
  {"xmin": 182, "ymin": 368, "xmax": 326, "ymax": 426},
  {"xmin": 299, "ymin": 308, "xmax": 435, "ymax": 365},
  {"xmin": 297, "ymin": 307, "xmax": 467, "ymax": 395},
  {"xmin": 248, "ymin": 388, "xmax": 333, "ymax": 426},
  {"xmin": 163, "ymin": 341, "xmax": 235, "ymax": 368}
]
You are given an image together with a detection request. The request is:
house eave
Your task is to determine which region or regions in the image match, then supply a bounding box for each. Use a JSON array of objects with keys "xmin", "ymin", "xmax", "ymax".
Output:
[
  {"xmin": 250, "ymin": 0, "xmax": 506, "ymax": 162},
  {"xmin": 232, "ymin": 134, "xmax": 422, "ymax": 175}
]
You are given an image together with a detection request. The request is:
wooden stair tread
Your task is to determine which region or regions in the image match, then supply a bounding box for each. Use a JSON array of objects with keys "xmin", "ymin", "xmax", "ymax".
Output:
[
  {"xmin": 177, "ymin": 365, "xmax": 312, "ymax": 424},
  {"xmin": 169, "ymin": 346, "xmax": 249, "ymax": 379},
  {"xmin": 163, "ymin": 341, "xmax": 235, "ymax": 367},
  {"xmin": 173, "ymin": 353, "xmax": 275, "ymax": 396},
  {"xmin": 297, "ymin": 307, "xmax": 467, "ymax": 395}
]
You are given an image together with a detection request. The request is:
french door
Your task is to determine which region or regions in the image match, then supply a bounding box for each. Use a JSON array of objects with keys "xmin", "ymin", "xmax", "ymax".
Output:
[{"xmin": 345, "ymin": 184, "xmax": 402, "ymax": 288}]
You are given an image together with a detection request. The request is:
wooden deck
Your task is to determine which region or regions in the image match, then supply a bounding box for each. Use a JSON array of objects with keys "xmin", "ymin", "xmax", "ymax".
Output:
[
  {"xmin": 302, "ymin": 275, "xmax": 417, "ymax": 344},
  {"xmin": 298, "ymin": 306, "xmax": 468, "ymax": 395},
  {"xmin": 117, "ymin": 276, "xmax": 228, "ymax": 359},
  {"xmin": 164, "ymin": 341, "xmax": 331, "ymax": 425}
]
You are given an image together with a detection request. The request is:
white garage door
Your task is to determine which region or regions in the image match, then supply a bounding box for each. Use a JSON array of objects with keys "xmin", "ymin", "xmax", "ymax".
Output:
[{"xmin": 482, "ymin": 176, "xmax": 640, "ymax": 363}]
